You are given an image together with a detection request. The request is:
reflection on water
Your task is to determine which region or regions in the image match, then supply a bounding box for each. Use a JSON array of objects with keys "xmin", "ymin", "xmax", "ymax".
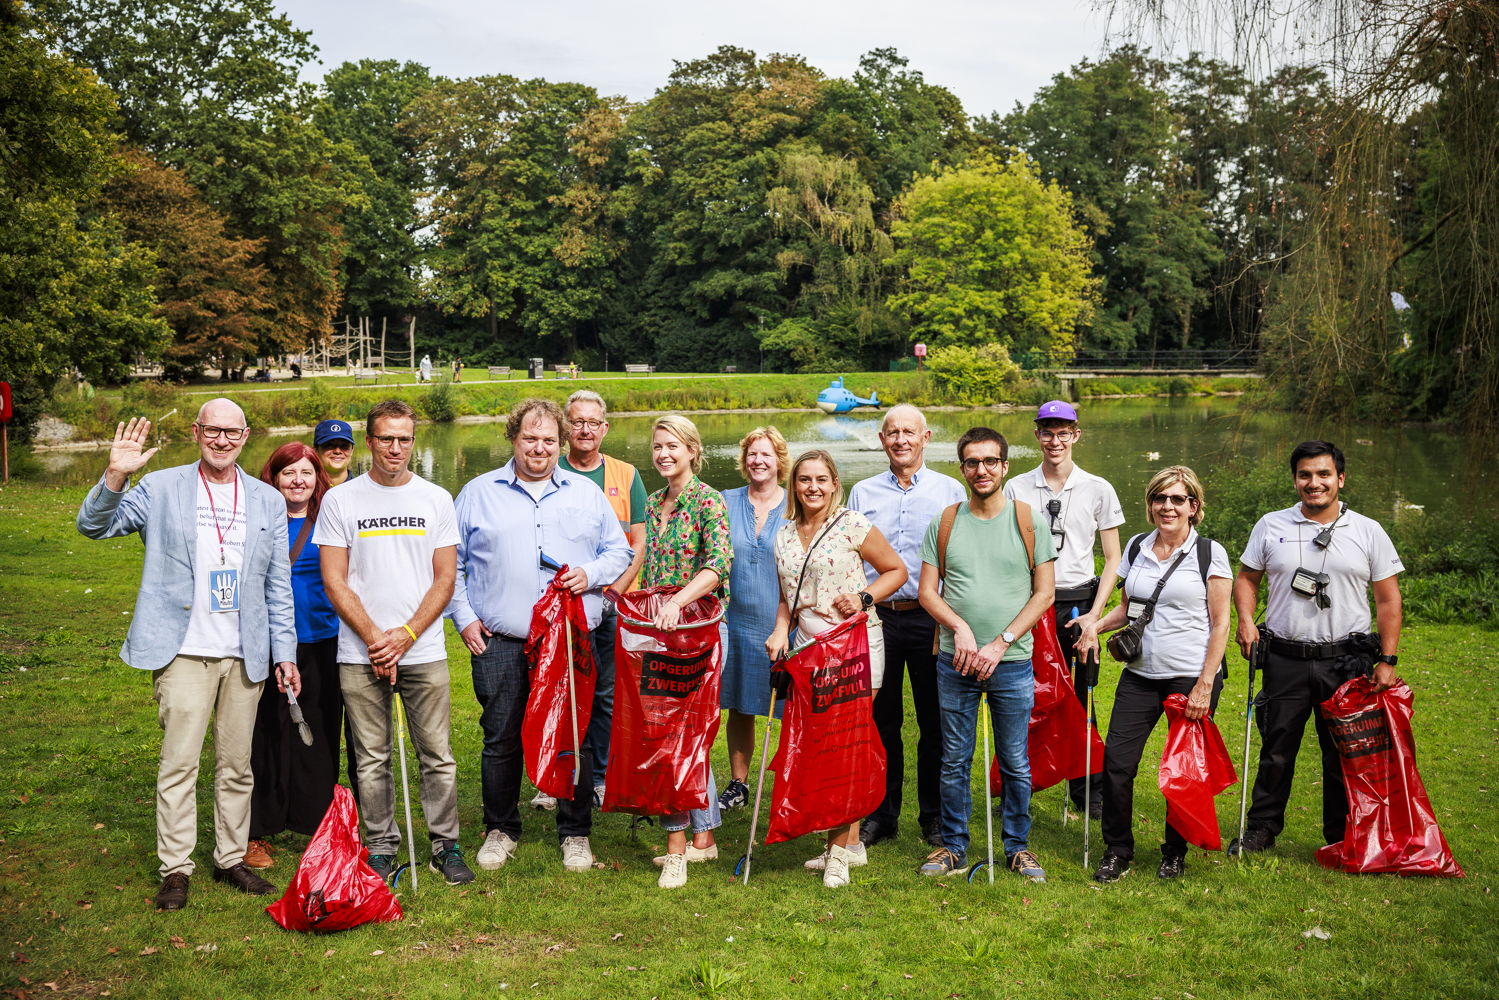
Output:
[{"xmin": 33, "ymin": 398, "xmax": 1497, "ymax": 531}]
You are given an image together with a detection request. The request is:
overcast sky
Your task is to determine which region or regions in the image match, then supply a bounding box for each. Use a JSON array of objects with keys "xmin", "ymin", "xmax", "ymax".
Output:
[{"xmin": 273, "ymin": 0, "xmax": 1125, "ymax": 120}]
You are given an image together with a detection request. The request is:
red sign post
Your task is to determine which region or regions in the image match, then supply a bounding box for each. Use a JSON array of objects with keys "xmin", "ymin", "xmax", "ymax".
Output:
[
  {"xmin": 913, "ymin": 343, "xmax": 927, "ymax": 371},
  {"xmin": 0, "ymin": 381, "xmax": 10, "ymax": 483}
]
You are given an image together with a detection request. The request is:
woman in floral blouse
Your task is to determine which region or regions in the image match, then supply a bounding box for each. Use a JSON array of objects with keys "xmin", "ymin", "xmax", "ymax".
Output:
[
  {"xmin": 765, "ymin": 448, "xmax": 906, "ymax": 888},
  {"xmin": 642, "ymin": 413, "xmax": 733, "ymax": 888}
]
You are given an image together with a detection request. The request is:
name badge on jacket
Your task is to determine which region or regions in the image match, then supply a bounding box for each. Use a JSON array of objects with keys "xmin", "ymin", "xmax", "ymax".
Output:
[{"xmin": 209, "ymin": 568, "xmax": 241, "ymax": 612}]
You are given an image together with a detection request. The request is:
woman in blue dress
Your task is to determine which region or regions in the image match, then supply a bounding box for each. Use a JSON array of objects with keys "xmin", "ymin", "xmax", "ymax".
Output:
[{"xmin": 715, "ymin": 426, "xmax": 790, "ymax": 811}]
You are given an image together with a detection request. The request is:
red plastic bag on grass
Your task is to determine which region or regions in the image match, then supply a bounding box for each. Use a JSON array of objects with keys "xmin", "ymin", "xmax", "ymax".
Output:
[
  {"xmin": 1315, "ymin": 678, "xmax": 1464, "ymax": 877},
  {"xmin": 523, "ymin": 567, "xmax": 598, "ymax": 799},
  {"xmin": 765, "ymin": 614, "xmax": 886, "ymax": 844},
  {"xmin": 1159, "ymin": 693, "xmax": 1237, "ymax": 851},
  {"xmin": 603, "ymin": 586, "xmax": 724, "ymax": 815},
  {"xmin": 266, "ymin": 785, "xmax": 402, "ymax": 932},
  {"xmin": 990, "ymin": 611, "xmax": 1105, "ymax": 794}
]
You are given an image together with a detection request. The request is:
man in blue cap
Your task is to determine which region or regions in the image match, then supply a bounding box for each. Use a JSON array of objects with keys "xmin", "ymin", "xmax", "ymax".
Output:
[
  {"xmin": 1003, "ymin": 400, "xmax": 1124, "ymax": 819},
  {"xmin": 314, "ymin": 419, "xmax": 356, "ymax": 487}
]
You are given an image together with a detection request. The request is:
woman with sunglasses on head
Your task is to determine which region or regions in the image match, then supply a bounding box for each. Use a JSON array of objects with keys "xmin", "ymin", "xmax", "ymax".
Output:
[
  {"xmin": 244, "ymin": 442, "xmax": 341, "ymax": 869},
  {"xmin": 765, "ymin": 449, "xmax": 907, "ymax": 887},
  {"xmin": 1075, "ymin": 466, "xmax": 1231, "ymax": 882}
]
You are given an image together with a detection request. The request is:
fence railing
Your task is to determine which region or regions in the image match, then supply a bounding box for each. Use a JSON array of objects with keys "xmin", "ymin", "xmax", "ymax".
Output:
[{"xmin": 1011, "ymin": 348, "xmax": 1260, "ymax": 371}]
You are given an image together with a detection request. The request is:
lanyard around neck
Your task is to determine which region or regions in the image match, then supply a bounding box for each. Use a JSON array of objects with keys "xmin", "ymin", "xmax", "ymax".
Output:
[{"xmin": 199, "ymin": 466, "xmax": 240, "ymax": 566}]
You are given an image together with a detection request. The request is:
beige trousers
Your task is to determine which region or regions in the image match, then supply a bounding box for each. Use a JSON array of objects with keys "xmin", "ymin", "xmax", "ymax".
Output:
[{"xmin": 153, "ymin": 654, "xmax": 263, "ymax": 877}]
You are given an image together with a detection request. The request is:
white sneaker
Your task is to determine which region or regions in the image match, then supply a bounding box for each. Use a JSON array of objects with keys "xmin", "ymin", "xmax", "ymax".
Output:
[
  {"xmin": 652, "ymin": 843, "xmax": 719, "ymax": 866},
  {"xmin": 476, "ymin": 829, "xmax": 518, "ymax": 870},
  {"xmin": 530, "ymin": 791, "xmax": 557, "ymax": 811},
  {"xmin": 823, "ymin": 844, "xmax": 854, "ymax": 888},
  {"xmin": 658, "ymin": 852, "xmax": 688, "ymax": 889},
  {"xmin": 560, "ymin": 836, "xmax": 594, "ymax": 873},
  {"xmin": 805, "ymin": 842, "xmax": 866, "ymax": 871}
]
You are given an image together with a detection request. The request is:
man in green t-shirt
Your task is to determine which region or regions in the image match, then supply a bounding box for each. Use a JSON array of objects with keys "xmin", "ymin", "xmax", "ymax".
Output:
[
  {"xmin": 917, "ymin": 427, "xmax": 1056, "ymax": 882},
  {"xmin": 551, "ymin": 389, "xmax": 646, "ymax": 806}
]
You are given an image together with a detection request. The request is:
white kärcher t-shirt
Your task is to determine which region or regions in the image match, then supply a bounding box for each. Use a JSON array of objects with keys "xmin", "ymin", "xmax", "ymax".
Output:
[
  {"xmin": 1005, "ymin": 464, "xmax": 1125, "ymax": 589},
  {"xmin": 1120, "ymin": 529, "xmax": 1231, "ymax": 679},
  {"xmin": 179, "ymin": 473, "xmax": 248, "ymax": 660},
  {"xmin": 314, "ymin": 473, "xmax": 459, "ymax": 664},
  {"xmin": 1240, "ymin": 504, "xmax": 1404, "ymax": 642}
]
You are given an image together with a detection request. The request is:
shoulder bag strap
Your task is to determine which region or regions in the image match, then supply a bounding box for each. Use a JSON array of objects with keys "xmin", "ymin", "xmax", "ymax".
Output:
[
  {"xmin": 287, "ymin": 511, "xmax": 316, "ymax": 569},
  {"xmin": 1133, "ymin": 544, "xmax": 1194, "ymax": 624},
  {"xmin": 1012, "ymin": 498, "xmax": 1035, "ymax": 575},
  {"xmin": 934, "ymin": 502, "xmax": 963, "ymax": 582},
  {"xmin": 788, "ymin": 509, "xmax": 851, "ymax": 620}
]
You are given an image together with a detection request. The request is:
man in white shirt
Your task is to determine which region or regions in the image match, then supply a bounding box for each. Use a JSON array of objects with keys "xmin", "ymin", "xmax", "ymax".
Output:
[
  {"xmin": 316, "ymin": 400, "xmax": 472, "ymax": 885},
  {"xmin": 1003, "ymin": 400, "xmax": 1124, "ymax": 818},
  {"xmin": 848, "ymin": 404, "xmax": 967, "ymax": 849},
  {"xmin": 1231, "ymin": 440, "xmax": 1404, "ymax": 855}
]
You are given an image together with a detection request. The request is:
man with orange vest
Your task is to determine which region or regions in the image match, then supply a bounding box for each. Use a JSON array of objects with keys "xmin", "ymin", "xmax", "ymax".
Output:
[{"xmin": 546, "ymin": 389, "xmax": 647, "ymax": 807}]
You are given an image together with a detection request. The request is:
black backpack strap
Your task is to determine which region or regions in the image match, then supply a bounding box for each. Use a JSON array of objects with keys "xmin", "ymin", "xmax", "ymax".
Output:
[
  {"xmin": 1195, "ymin": 535, "xmax": 1211, "ymax": 584},
  {"xmin": 1118, "ymin": 532, "xmax": 1146, "ymax": 590}
]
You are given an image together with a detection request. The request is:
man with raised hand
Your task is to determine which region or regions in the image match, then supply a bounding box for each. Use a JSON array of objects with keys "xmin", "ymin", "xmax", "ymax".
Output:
[
  {"xmin": 847, "ymin": 404, "xmax": 966, "ymax": 851},
  {"xmin": 1003, "ymin": 400, "xmax": 1124, "ymax": 818},
  {"xmin": 77, "ymin": 398, "xmax": 299, "ymax": 911},
  {"xmin": 918, "ymin": 427, "xmax": 1056, "ymax": 883},
  {"xmin": 1231, "ymin": 440, "xmax": 1404, "ymax": 857},
  {"xmin": 449, "ymin": 399, "xmax": 632, "ymax": 873},
  {"xmin": 556, "ymin": 389, "xmax": 647, "ymax": 807},
  {"xmin": 315, "ymin": 400, "xmax": 472, "ymax": 885}
]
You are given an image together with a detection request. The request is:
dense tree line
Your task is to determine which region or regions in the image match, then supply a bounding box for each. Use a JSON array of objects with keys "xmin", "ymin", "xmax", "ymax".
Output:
[{"xmin": 1, "ymin": 0, "xmax": 1490, "ymax": 440}]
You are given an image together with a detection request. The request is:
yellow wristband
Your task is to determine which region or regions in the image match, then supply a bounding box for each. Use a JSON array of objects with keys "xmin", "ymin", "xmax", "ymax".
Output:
[{"xmin": 401, "ymin": 623, "xmax": 418, "ymax": 642}]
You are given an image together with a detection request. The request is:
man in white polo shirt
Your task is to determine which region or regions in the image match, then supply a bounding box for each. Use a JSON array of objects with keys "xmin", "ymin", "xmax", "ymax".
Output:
[
  {"xmin": 1004, "ymin": 400, "xmax": 1124, "ymax": 818},
  {"xmin": 1230, "ymin": 440, "xmax": 1404, "ymax": 856}
]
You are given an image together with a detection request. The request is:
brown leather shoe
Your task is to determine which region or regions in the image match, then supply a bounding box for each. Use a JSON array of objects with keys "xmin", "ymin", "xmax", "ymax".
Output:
[
  {"xmin": 212, "ymin": 863, "xmax": 276, "ymax": 895},
  {"xmin": 154, "ymin": 872, "xmax": 190, "ymax": 911},
  {"xmin": 243, "ymin": 839, "xmax": 274, "ymax": 869}
]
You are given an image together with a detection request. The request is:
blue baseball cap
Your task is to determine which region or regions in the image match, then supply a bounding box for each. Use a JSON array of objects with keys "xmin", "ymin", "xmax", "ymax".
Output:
[
  {"xmin": 313, "ymin": 419, "xmax": 355, "ymax": 446},
  {"xmin": 1034, "ymin": 400, "xmax": 1079, "ymax": 423}
]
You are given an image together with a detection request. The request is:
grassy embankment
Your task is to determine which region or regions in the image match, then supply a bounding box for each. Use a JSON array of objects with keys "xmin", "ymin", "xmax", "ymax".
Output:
[
  {"xmin": 39, "ymin": 370, "xmax": 1261, "ymax": 446},
  {"xmin": 0, "ymin": 482, "xmax": 1493, "ymax": 999}
]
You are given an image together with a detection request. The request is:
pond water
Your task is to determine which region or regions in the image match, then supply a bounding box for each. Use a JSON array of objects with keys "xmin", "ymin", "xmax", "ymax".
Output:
[{"xmin": 35, "ymin": 397, "xmax": 1495, "ymax": 532}]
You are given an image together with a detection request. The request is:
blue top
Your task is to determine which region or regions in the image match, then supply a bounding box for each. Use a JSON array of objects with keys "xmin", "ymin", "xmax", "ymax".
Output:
[
  {"xmin": 288, "ymin": 514, "xmax": 338, "ymax": 643},
  {"xmin": 721, "ymin": 485, "xmax": 786, "ymax": 716},
  {"xmin": 448, "ymin": 459, "xmax": 634, "ymax": 639},
  {"xmin": 847, "ymin": 464, "xmax": 966, "ymax": 601}
]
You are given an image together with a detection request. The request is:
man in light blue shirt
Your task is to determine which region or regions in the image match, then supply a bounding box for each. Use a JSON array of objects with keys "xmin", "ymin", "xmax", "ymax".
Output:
[
  {"xmin": 449, "ymin": 399, "xmax": 633, "ymax": 875},
  {"xmin": 847, "ymin": 404, "xmax": 966, "ymax": 851}
]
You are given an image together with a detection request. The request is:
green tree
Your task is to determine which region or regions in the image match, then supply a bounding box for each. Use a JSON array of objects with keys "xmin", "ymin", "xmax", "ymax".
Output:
[
  {"xmin": 886, "ymin": 152, "xmax": 1096, "ymax": 359},
  {"xmin": 0, "ymin": 10, "xmax": 165, "ymax": 441},
  {"xmin": 980, "ymin": 48, "xmax": 1222, "ymax": 353}
]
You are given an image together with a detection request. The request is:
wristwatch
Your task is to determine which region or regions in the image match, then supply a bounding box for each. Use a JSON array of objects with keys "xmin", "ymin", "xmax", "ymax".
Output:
[
  {"xmin": 859, "ymin": 590, "xmax": 874, "ymax": 609},
  {"xmin": 1375, "ymin": 654, "xmax": 1398, "ymax": 667},
  {"xmin": 1001, "ymin": 630, "xmax": 1017, "ymax": 644}
]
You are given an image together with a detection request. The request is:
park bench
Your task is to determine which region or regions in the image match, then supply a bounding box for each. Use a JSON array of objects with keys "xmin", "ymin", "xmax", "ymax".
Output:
[
  {"xmin": 721, "ymin": 365, "xmax": 737, "ymax": 374},
  {"xmin": 353, "ymin": 370, "xmax": 382, "ymax": 383},
  {"xmin": 553, "ymin": 363, "xmax": 580, "ymax": 379},
  {"xmin": 487, "ymin": 366, "xmax": 513, "ymax": 379},
  {"xmin": 624, "ymin": 363, "xmax": 654, "ymax": 375}
]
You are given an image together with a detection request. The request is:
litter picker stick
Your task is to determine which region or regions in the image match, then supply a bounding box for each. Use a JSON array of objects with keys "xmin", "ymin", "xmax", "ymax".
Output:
[
  {"xmin": 1062, "ymin": 607, "xmax": 1080, "ymax": 828},
  {"xmin": 980, "ymin": 692, "xmax": 995, "ymax": 885},
  {"xmin": 393, "ymin": 692, "xmax": 419, "ymax": 890},
  {"xmin": 742, "ymin": 682, "xmax": 779, "ymax": 886},
  {"xmin": 564, "ymin": 615, "xmax": 581, "ymax": 787},
  {"xmin": 1237, "ymin": 637, "xmax": 1261, "ymax": 854},
  {"xmin": 1081, "ymin": 643, "xmax": 1100, "ymax": 872}
]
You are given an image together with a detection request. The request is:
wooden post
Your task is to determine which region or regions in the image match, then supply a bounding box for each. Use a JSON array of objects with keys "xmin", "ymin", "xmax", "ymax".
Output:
[
  {"xmin": 408, "ymin": 315, "xmax": 416, "ymax": 373},
  {"xmin": 380, "ymin": 315, "xmax": 388, "ymax": 375},
  {"xmin": 2, "ymin": 423, "xmax": 8, "ymax": 484}
]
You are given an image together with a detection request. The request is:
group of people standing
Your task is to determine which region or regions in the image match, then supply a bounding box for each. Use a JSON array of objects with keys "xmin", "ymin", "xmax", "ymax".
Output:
[{"xmin": 77, "ymin": 388, "xmax": 1404, "ymax": 911}]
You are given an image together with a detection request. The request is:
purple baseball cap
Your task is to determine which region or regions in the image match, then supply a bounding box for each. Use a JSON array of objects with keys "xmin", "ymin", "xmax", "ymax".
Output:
[{"xmin": 1034, "ymin": 400, "xmax": 1079, "ymax": 423}]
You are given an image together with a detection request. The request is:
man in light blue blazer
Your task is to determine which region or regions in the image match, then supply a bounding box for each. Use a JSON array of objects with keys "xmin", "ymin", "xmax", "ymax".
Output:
[{"xmin": 77, "ymin": 397, "xmax": 300, "ymax": 912}]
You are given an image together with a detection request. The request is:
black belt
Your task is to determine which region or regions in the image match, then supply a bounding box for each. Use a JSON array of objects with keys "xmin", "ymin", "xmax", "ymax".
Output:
[
  {"xmin": 1263, "ymin": 633, "xmax": 1359, "ymax": 661},
  {"xmin": 1055, "ymin": 578, "xmax": 1099, "ymax": 604},
  {"xmin": 491, "ymin": 633, "xmax": 525, "ymax": 644},
  {"xmin": 876, "ymin": 599, "xmax": 924, "ymax": 613}
]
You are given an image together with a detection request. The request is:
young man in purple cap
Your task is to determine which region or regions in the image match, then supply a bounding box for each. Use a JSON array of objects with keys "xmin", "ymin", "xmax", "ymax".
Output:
[
  {"xmin": 1003, "ymin": 400, "xmax": 1124, "ymax": 819},
  {"xmin": 314, "ymin": 419, "xmax": 356, "ymax": 487}
]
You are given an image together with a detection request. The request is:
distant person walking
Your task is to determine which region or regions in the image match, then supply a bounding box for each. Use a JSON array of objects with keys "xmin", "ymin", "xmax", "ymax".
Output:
[
  {"xmin": 420, "ymin": 354, "xmax": 433, "ymax": 384},
  {"xmin": 76, "ymin": 398, "xmax": 299, "ymax": 911}
]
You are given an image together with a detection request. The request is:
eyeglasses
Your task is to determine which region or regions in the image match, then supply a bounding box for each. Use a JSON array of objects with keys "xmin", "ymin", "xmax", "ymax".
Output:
[
  {"xmin": 1045, "ymin": 497, "xmax": 1066, "ymax": 551},
  {"xmin": 371, "ymin": 435, "xmax": 415, "ymax": 448},
  {"xmin": 960, "ymin": 456, "xmax": 1004, "ymax": 472},
  {"xmin": 195, "ymin": 424, "xmax": 248, "ymax": 442},
  {"xmin": 1150, "ymin": 493, "xmax": 1194, "ymax": 507},
  {"xmin": 570, "ymin": 419, "xmax": 606, "ymax": 431},
  {"xmin": 1037, "ymin": 429, "xmax": 1077, "ymax": 443}
]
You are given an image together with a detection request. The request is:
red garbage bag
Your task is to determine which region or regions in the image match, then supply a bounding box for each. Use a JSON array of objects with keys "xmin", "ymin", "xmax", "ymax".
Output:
[
  {"xmin": 523, "ymin": 567, "xmax": 598, "ymax": 799},
  {"xmin": 1159, "ymin": 693, "xmax": 1237, "ymax": 851},
  {"xmin": 603, "ymin": 586, "xmax": 725, "ymax": 815},
  {"xmin": 990, "ymin": 611, "xmax": 1105, "ymax": 794},
  {"xmin": 765, "ymin": 614, "xmax": 886, "ymax": 845},
  {"xmin": 1315, "ymin": 678, "xmax": 1464, "ymax": 877},
  {"xmin": 265, "ymin": 785, "xmax": 402, "ymax": 932}
]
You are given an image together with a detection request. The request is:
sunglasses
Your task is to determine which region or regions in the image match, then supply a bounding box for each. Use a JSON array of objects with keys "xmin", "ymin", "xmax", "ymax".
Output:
[{"xmin": 1150, "ymin": 493, "xmax": 1195, "ymax": 507}]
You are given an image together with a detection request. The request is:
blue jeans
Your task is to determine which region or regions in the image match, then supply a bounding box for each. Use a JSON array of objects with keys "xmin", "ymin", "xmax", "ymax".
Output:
[
  {"xmin": 662, "ymin": 767, "xmax": 721, "ymax": 834},
  {"xmin": 936, "ymin": 652, "xmax": 1034, "ymax": 859},
  {"xmin": 587, "ymin": 605, "xmax": 617, "ymax": 786}
]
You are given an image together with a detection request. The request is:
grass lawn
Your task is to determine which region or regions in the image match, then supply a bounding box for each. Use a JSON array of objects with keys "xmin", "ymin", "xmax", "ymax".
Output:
[{"xmin": 1, "ymin": 481, "xmax": 1494, "ymax": 999}]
